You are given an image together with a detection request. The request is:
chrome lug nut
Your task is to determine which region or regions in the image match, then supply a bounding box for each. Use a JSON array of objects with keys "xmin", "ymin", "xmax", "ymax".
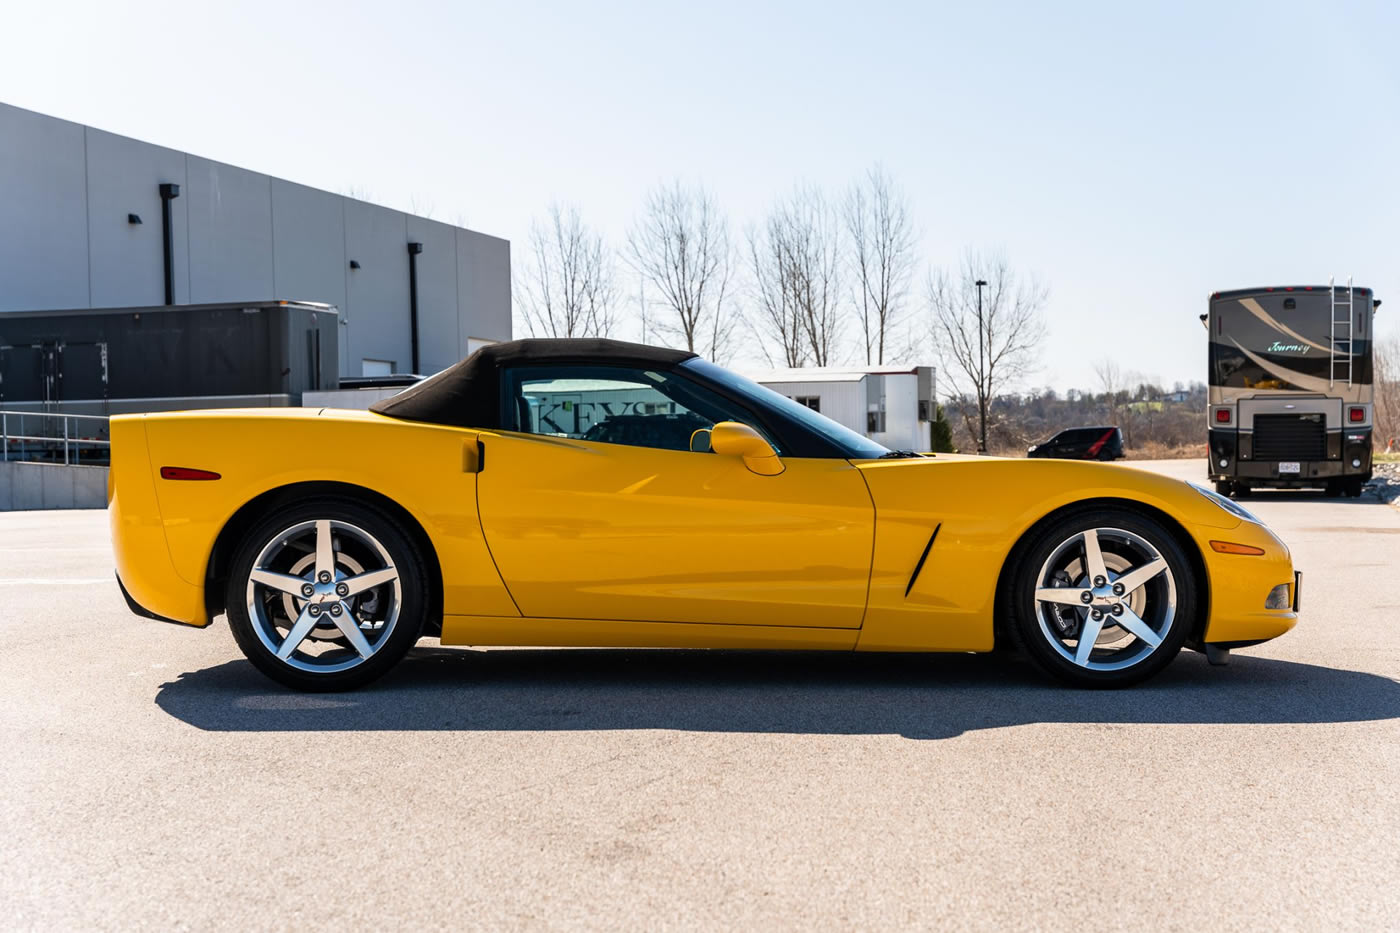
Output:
[
  {"xmin": 335, "ymin": 583, "xmax": 349, "ymax": 597},
  {"xmin": 1112, "ymin": 604, "xmax": 1124, "ymax": 616},
  {"xmin": 1112, "ymin": 582, "xmax": 1125, "ymax": 596},
  {"xmin": 318, "ymin": 571, "xmax": 332, "ymax": 584},
  {"xmin": 1091, "ymin": 609, "xmax": 1103, "ymax": 621},
  {"xmin": 301, "ymin": 583, "xmax": 314, "ymax": 597},
  {"xmin": 1093, "ymin": 575, "xmax": 1107, "ymax": 587},
  {"xmin": 329, "ymin": 604, "xmax": 343, "ymax": 616},
  {"xmin": 1080, "ymin": 591, "xmax": 1094, "ymax": 604},
  {"xmin": 309, "ymin": 604, "xmax": 321, "ymax": 617}
]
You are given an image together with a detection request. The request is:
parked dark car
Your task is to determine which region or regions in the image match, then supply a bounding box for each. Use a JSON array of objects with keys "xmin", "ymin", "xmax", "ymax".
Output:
[{"xmin": 1027, "ymin": 426, "xmax": 1124, "ymax": 461}]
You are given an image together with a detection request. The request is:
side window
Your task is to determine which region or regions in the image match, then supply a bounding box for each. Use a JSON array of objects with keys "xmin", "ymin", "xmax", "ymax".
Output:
[
  {"xmin": 1055, "ymin": 429, "xmax": 1089, "ymax": 446},
  {"xmin": 502, "ymin": 364, "xmax": 775, "ymax": 453}
]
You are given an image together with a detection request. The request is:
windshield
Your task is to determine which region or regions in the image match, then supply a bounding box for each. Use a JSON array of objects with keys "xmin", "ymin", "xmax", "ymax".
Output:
[
  {"xmin": 1209, "ymin": 294, "xmax": 1372, "ymax": 389},
  {"xmin": 681, "ymin": 358, "xmax": 893, "ymax": 459}
]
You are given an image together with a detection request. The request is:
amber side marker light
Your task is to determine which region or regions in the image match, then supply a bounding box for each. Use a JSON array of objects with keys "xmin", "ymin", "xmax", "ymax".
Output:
[
  {"xmin": 1209, "ymin": 540, "xmax": 1265, "ymax": 556},
  {"xmin": 160, "ymin": 467, "xmax": 221, "ymax": 481}
]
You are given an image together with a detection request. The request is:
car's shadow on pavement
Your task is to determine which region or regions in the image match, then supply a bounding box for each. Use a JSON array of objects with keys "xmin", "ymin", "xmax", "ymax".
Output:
[{"xmin": 154, "ymin": 647, "xmax": 1400, "ymax": 740}]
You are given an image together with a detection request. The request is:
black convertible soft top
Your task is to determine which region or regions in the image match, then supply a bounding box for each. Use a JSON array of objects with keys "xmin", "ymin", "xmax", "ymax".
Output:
[{"xmin": 369, "ymin": 338, "xmax": 697, "ymax": 429}]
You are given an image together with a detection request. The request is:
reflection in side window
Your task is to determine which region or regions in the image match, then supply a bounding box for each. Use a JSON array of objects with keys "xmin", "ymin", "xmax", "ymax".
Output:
[{"xmin": 506, "ymin": 365, "xmax": 771, "ymax": 453}]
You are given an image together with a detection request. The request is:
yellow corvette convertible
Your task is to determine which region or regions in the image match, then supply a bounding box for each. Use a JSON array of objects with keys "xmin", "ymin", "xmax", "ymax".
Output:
[{"xmin": 109, "ymin": 339, "xmax": 1299, "ymax": 690}]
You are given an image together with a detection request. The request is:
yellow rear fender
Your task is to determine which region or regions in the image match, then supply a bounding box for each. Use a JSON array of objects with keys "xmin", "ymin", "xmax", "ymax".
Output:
[
  {"xmin": 114, "ymin": 409, "xmax": 518, "ymax": 625},
  {"xmin": 201, "ymin": 480, "xmax": 445, "ymax": 629}
]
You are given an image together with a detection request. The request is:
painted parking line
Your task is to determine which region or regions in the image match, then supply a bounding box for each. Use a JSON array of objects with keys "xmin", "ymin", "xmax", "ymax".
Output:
[{"xmin": 0, "ymin": 578, "xmax": 113, "ymax": 585}]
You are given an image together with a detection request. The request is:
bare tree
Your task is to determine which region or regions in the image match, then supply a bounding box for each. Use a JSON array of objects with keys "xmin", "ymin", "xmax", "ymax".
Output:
[
  {"xmin": 928, "ymin": 250, "xmax": 1048, "ymax": 452},
  {"xmin": 747, "ymin": 186, "xmax": 843, "ymax": 367},
  {"xmin": 747, "ymin": 220, "xmax": 804, "ymax": 368},
  {"xmin": 844, "ymin": 165, "xmax": 916, "ymax": 365},
  {"xmin": 516, "ymin": 203, "xmax": 617, "ymax": 339},
  {"xmin": 1375, "ymin": 336, "xmax": 1400, "ymax": 451},
  {"xmin": 1094, "ymin": 359, "xmax": 1125, "ymax": 418},
  {"xmin": 626, "ymin": 180, "xmax": 737, "ymax": 361}
]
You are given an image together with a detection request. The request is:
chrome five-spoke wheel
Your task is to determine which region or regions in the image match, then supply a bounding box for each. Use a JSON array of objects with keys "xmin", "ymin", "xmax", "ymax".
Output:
[
  {"xmin": 226, "ymin": 498, "xmax": 428, "ymax": 691},
  {"xmin": 1008, "ymin": 509, "xmax": 1195, "ymax": 686},
  {"xmin": 1033, "ymin": 527, "xmax": 1175, "ymax": 672},
  {"xmin": 246, "ymin": 519, "xmax": 402, "ymax": 674}
]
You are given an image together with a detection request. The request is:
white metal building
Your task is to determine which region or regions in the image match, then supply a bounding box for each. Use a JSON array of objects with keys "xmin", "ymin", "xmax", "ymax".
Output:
[{"xmin": 748, "ymin": 366, "xmax": 937, "ymax": 452}]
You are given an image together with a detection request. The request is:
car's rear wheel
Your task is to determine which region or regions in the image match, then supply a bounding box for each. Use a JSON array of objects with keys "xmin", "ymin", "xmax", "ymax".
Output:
[
  {"xmin": 1006, "ymin": 509, "xmax": 1195, "ymax": 687},
  {"xmin": 225, "ymin": 497, "xmax": 429, "ymax": 691}
]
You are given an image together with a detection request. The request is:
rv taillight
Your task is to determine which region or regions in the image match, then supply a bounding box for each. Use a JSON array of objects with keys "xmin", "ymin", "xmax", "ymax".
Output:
[
  {"xmin": 1215, "ymin": 409, "xmax": 1230, "ymax": 424},
  {"xmin": 1349, "ymin": 408, "xmax": 1365, "ymax": 423}
]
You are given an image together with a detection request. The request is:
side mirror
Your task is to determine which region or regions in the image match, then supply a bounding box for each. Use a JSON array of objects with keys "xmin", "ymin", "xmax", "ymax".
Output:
[
  {"xmin": 689, "ymin": 428, "xmax": 712, "ymax": 453},
  {"xmin": 709, "ymin": 421, "xmax": 784, "ymax": 475}
]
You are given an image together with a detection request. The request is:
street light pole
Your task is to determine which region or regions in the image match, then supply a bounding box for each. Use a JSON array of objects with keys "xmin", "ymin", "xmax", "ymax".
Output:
[{"xmin": 975, "ymin": 278, "xmax": 988, "ymax": 454}]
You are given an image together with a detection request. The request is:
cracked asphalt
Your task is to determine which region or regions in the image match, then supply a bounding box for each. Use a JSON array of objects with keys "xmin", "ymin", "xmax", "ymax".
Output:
[{"xmin": 2, "ymin": 459, "xmax": 1398, "ymax": 930}]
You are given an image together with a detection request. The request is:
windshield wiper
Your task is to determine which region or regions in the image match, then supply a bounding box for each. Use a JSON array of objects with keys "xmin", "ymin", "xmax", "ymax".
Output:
[{"xmin": 878, "ymin": 449, "xmax": 925, "ymax": 459}]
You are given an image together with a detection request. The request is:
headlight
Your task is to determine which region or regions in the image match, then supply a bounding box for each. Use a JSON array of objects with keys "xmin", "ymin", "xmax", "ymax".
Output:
[{"xmin": 1191, "ymin": 483, "xmax": 1261, "ymax": 524}]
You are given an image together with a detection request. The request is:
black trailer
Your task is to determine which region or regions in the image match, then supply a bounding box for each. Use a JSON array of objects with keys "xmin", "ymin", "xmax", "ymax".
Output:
[{"xmin": 0, "ymin": 300, "xmax": 339, "ymax": 415}]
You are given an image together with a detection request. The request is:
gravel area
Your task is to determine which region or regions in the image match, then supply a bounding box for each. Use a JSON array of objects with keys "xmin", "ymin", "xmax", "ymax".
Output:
[{"xmin": 1368, "ymin": 460, "xmax": 1400, "ymax": 507}]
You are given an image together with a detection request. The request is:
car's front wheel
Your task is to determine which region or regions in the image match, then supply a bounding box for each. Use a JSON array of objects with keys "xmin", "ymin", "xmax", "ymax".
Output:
[
  {"xmin": 225, "ymin": 497, "xmax": 429, "ymax": 691},
  {"xmin": 1006, "ymin": 509, "xmax": 1196, "ymax": 687}
]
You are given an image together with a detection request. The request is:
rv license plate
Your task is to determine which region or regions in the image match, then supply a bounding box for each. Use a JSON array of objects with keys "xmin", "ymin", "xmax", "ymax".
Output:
[{"xmin": 1279, "ymin": 461, "xmax": 1301, "ymax": 474}]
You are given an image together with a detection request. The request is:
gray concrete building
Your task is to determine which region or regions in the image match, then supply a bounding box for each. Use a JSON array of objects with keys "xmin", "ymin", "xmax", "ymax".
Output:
[{"xmin": 0, "ymin": 101, "xmax": 511, "ymax": 380}]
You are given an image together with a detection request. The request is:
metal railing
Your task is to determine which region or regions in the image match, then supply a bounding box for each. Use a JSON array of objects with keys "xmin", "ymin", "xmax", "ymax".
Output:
[{"xmin": 0, "ymin": 410, "xmax": 111, "ymax": 466}]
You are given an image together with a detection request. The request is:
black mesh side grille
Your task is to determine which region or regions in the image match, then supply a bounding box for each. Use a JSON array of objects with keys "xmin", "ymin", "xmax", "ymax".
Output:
[{"xmin": 1253, "ymin": 414, "xmax": 1327, "ymax": 461}]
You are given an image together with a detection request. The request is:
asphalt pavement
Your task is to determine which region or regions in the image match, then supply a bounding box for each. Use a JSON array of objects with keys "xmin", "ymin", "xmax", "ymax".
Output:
[{"xmin": 2, "ymin": 459, "xmax": 1398, "ymax": 930}]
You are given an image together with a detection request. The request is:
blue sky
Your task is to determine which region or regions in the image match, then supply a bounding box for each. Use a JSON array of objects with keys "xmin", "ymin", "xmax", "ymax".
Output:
[{"xmin": 2, "ymin": 0, "xmax": 1395, "ymax": 391}]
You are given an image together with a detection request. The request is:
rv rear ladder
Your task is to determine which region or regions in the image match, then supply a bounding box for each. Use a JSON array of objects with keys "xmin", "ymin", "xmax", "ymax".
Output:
[{"xmin": 1329, "ymin": 274, "xmax": 1354, "ymax": 388}]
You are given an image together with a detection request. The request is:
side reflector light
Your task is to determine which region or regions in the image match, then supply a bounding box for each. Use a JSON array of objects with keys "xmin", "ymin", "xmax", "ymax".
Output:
[
  {"xmin": 1349, "ymin": 407, "xmax": 1365, "ymax": 423},
  {"xmin": 160, "ymin": 466, "xmax": 221, "ymax": 481},
  {"xmin": 1210, "ymin": 540, "xmax": 1266, "ymax": 555},
  {"xmin": 1215, "ymin": 409, "xmax": 1230, "ymax": 423}
]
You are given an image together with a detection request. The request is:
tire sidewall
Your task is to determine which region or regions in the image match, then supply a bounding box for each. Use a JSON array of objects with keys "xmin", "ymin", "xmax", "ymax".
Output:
[
  {"xmin": 225, "ymin": 496, "xmax": 428, "ymax": 691},
  {"xmin": 1009, "ymin": 508, "xmax": 1195, "ymax": 687}
]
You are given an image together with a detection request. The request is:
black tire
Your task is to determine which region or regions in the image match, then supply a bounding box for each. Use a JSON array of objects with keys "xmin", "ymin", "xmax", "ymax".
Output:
[
  {"xmin": 1324, "ymin": 480, "xmax": 1343, "ymax": 498},
  {"xmin": 225, "ymin": 496, "xmax": 430, "ymax": 691},
  {"xmin": 1003, "ymin": 508, "xmax": 1196, "ymax": 688},
  {"xmin": 1213, "ymin": 481, "xmax": 1232, "ymax": 497},
  {"xmin": 1233, "ymin": 484, "xmax": 1251, "ymax": 498},
  {"xmin": 1344, "ymin": 478, "xmax": 1364, "ymax": 498}
]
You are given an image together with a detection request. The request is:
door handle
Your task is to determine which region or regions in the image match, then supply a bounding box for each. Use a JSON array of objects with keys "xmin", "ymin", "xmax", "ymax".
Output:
[{"xmin": 463, "ymin": 439, "xmax": 485, "ymax": 473}]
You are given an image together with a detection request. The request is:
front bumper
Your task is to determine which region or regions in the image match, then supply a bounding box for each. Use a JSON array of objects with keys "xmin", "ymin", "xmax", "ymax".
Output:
[{"xmin": 1197, "ymin": 519, "xmax": 1298, "ymax": 645}]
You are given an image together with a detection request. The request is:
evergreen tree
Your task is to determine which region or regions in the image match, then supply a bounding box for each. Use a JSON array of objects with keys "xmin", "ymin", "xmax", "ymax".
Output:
[{"xmin": 930, "ymin": 403, "xmax": 956, "ymax": 453}]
